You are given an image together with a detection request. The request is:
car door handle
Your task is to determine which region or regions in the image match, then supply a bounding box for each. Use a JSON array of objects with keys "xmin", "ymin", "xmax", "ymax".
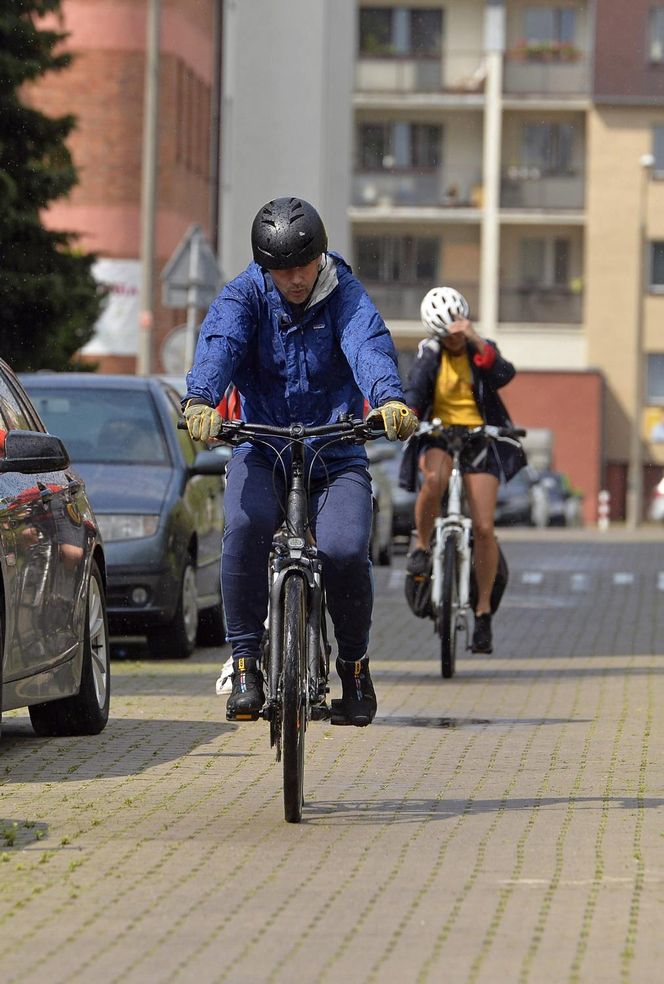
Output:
[{"xmin": 36, "ymin": 481, "xmax": 54, "ymax": 504}]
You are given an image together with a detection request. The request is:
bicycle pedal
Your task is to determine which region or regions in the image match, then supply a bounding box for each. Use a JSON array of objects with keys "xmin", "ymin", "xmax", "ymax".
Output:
[
  {"xmin": 310, "ymin": 703, "xmax": 330, "ymax": 722},
  {"xmin": 329, "ymin": 698, "xmax": 352, "ymax": 726},
  {"xmin": 226, "ymin": 708, "xmax": 262, "ymax": 722}
]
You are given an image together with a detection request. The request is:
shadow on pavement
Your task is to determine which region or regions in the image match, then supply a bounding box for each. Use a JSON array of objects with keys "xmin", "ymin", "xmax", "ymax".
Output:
[
  {"xmin": 303, "ymin": 795, "xmax": 664, "ymax": 825},
  {"xmin": 0, "ymin": 716, "xmax": 237, "ymax": 782},
  {"xmin": 373, "ymin": 715, "xmax": 590, "ymax": 729}
]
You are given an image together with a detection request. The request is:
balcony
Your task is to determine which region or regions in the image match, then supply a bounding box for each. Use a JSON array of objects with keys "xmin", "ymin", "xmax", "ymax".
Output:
[
  {"xmin": 354, "ymin": 172, "xmax": 454, "ymax": 208},
  {"xmin": 363, "ymin": 283, "xmax": 480, "ymax": 322},
  {"xmin": 355, "ymin": 51, "xmax": 486, "ymax": 96},
  {"xmin": 501, "ymin": 171, "xmax": 585, "ymax": 210},
  {"xmin": 503, "ymin": 52, "xmax": 591, "ymax": 97},
  {"xmin": 499, "ymin": 286, "xmax": 583, "ymax": 324}
]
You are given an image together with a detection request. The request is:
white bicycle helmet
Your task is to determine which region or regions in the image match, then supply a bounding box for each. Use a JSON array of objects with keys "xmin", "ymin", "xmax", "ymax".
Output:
[{"xmin": 420, "ymin": 286, "xmax": 469, "ymax": 338}]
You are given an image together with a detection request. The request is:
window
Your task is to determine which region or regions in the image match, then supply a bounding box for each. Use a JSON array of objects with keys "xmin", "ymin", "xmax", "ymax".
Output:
[
  {"xmin": 355, "ymin": 236, "xmax": 439, "ymax": 283},
  {"xmin": 523, "ymin": 6, "xmax": 576, "ymax": 44},
  {"xmin": 0, "ymin": 373, "xmax": 33, "ymax": 432},
  {"xmin": 357, "ymin": 122, "xmax": 441, "ymax": 169},
  {"xmin": 653, "ymin": 126, "xmax": 664, "ymax": 174},
  {"xmin": 649, "ymin": 7, "xmax": 664, "ymax": 62},
  {"xmin": 359, "ymin": 7, "xmax": 443, "ymax": 57},
  {"xmin": 522, "ymin": 122, "xmax": 573, "ymax": 175},
  {"xmin": 650, "ymin": 241, "xmax": 664, "ymax": 288},
  {"xmin": 519, "ymin": 237, "xmax": 571, "ymax": 286},
  {"xmin": 647, "ymin": 354, "xmax": 664, "ymax": 403}
]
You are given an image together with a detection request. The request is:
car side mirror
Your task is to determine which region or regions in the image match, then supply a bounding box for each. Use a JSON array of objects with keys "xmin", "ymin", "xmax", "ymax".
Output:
[
  {"xmin": 0, "ymin": 430, "xmax": 70, "ymax": 474},
  {"xmin": 190, "ymin": 448, "xmax": 229, "ymax": 476}
]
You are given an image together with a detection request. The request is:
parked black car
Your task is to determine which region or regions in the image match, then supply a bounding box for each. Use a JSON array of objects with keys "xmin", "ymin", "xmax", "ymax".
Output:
[
  {"xmin": 0, "ymin": 359, "xmax": 110, "ymax": 736},
  {"xmin": 495, "ymin": 466, "xmax": 549, "ymax": 527},
  {"xmin": 22, "ymin": 374, "xmax": 227, "ymax": 658}
]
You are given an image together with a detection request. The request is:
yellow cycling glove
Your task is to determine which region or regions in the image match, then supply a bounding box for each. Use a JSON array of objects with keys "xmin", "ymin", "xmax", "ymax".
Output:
[
  {"xmin": 367, "ymin": 400, "xmax": 419, "ymax": 442},
  {"xmin": 184, "ymin": 401, "xmax": 223, "ymax": 442}
]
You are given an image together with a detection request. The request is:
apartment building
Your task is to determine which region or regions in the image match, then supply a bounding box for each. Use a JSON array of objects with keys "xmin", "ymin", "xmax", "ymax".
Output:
[
  {"xmin": 350, "ymin": 0, "xmax": 664, "ymax": 521},
  {"xmin": 32, "ymin": 0, "xmax": 664, "ymax": 520}
]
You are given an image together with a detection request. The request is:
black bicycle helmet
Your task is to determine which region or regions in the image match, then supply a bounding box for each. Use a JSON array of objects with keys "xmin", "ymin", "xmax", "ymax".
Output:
[{"xmin": 251, "ymin": 197, "xmax": 328, "ymax": 269}]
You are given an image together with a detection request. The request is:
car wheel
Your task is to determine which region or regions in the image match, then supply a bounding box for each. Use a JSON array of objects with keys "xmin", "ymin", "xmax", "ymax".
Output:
[
  {"xmin": 147, "ymin": 558, "xmax": 198, "ymax": 659},
  {"xmin": 197, "ymin": 596, "xmax": 225, "ymax": 647},
  {"xmin": 29, "ymin": 560, "xmax": 111, "ymax": 737}
]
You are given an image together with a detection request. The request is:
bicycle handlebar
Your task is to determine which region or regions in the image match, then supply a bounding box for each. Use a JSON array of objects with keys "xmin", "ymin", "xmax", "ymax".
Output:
[
  {"xmin": 177, "ymin": 414, "xmax": 386, "ymax": 445},
  {"xmin": 416, "ymin": 421, "xmax": 526, "ymax": 441}
]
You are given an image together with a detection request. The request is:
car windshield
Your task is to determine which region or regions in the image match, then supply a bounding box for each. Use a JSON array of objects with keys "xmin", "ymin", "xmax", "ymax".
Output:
[{"xmin": 27, "ymin": 387, "xmax": 170, "ymax": 465}]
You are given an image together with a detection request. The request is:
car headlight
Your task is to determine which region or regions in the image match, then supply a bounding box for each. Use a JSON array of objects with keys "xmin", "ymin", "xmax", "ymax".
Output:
[{"xmin": 96, "ymin": 514, "xmax": 159, "ymax": 541}]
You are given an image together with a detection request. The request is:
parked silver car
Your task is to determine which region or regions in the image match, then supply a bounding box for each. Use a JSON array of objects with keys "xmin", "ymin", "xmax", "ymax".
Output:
[{"xmin": 0, "ymin": 359, "xmax": 110, "ymax": 737}]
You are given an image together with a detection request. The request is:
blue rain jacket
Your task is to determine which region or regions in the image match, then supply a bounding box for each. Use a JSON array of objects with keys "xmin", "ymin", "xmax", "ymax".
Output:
[{"xmin": 185, "ymin": 252, "xmax": 404, "ymax": 474}]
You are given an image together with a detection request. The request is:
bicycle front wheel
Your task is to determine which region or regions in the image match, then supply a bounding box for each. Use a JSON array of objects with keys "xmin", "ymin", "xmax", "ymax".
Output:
[
  {"xmin": 438, "ymin": 536, "xmax": 458, "ymax": 679},
  {"xmin": 282, "ymin": 574, "xmax": 307, "ymax": 823}
]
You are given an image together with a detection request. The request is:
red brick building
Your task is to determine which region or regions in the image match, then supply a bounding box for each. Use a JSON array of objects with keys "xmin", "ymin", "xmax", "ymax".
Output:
[{"xmin": 34, "ymin": 0, "xmax": 220, "ymax": 372}]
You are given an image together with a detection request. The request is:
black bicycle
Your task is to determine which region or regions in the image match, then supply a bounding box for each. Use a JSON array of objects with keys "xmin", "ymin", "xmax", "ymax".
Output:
[{"xmin": 211, "ymin": 415, "xmax": 384, "ymax": 823}]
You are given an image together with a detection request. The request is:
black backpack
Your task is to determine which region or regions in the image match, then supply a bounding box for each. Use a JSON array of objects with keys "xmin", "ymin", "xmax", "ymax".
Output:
[
  {"xmin": 469, "ymin": 540, "xmax": 509, "ymax": 614},
  {"xmin": 405, "ymin": 539, "xmax": 509, "ymax": 618}
]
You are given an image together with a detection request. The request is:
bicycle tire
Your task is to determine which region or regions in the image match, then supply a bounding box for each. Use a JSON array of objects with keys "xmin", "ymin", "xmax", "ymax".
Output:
[
  {"xmin": 282, "ymin": 574, "xmax": 307, "ymax": 823},
  {"xmin": 438, "ymin": 536, "xmax": 458, "ymax": 679}
]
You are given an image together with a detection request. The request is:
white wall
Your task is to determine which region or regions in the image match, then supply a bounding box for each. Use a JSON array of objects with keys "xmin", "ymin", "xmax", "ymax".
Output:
[{"xmin": 219, "ymin": 0, "xmax": 356, "ymax": 279}]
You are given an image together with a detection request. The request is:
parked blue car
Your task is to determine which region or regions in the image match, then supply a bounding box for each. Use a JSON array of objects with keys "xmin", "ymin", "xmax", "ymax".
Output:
[{"xmin": 21, "ymin": 374, "xmax": 227, "ymax": 659}]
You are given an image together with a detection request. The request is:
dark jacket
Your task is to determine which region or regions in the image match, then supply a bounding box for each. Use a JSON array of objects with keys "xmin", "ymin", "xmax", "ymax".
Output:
[{"xmin": 399, "ymin": 336, "xmax": 527, "ymax": 491}]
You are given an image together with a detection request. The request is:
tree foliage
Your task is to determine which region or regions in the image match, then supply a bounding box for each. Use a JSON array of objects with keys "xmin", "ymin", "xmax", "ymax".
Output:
[{"xmin": 0, "ymin": 0, "xmax": 104, "ymax": 371}]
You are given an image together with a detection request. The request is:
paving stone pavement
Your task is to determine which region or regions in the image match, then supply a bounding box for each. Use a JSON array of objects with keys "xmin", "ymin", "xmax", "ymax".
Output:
[{"xmin": 1, "ymin": 529, "xmax": 664, "ymax": 984}]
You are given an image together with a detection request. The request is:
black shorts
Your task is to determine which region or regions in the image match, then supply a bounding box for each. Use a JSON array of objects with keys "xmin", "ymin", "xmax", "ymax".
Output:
[{"xmin": 418, "ymin": 427, "xmax": 501, "ymax": 479}]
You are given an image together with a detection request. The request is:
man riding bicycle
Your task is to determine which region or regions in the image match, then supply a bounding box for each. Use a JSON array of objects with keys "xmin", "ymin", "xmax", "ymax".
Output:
[
  {"xmin": 401, "ymin": 286, "xmax": 525, "ymax": 654},
  {"xmin": 183, "ymin": 197, "xmax": 417, "ymax": 726}
]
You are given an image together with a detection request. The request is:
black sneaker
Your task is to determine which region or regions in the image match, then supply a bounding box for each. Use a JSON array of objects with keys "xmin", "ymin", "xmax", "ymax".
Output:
[
  {"xmin": 335, "ymin": 656, "xmax": 377, "ymax": 727},
  {"xmin": 226, "ymin": 656, "xmax": 265, "ymax": 721},
  {"xmin": 406, "ymin": 548, "xmax": 431, "ymax": 576},
  {"xmin": 472, "ymin": 613, "xmax": 493, "ymax": 654}
]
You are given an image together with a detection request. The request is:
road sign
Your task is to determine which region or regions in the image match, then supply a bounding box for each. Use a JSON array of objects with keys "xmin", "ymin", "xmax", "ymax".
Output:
[
  {"xmin": 161, "ymin": 224, "xmax": 220, "ymax": 310},
  {"xmin": 161, "ymin": 225, "xmax": 220, "ymax": 371}
]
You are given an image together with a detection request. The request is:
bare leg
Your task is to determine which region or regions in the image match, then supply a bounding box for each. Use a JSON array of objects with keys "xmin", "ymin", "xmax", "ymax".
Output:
[
  {"xmin": 414, "ymin": 447, "xmax": 452, "ymax": 551},
  {"xmin": 463, "ymin": 472, "xmax": 499, "ymax": 614}
]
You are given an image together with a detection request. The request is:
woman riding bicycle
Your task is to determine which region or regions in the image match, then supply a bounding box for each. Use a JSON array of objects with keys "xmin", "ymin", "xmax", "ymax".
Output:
[
  {"xmin": 182, "ymin": 197, "xmax": 417, "ymax": 726},
  {"xmin": 401, "ymin": 286, "xmax": 526, "ymax": 654}
]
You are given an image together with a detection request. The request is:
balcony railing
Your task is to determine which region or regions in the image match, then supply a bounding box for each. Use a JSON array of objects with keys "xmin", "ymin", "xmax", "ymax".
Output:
[
  {"xmin": 499, "ymin": 287, "xmax": 583, "ymax": 324},
  {"xmin": 362, "ymin": 283, "xmax": 480, "ymax": 322},
  {"xmin": 355, "ymin": 51, "xmax": 486, "ymax": 95},
  {"xmin": 503, "ymin": 53, "xmax": 591, "ymax": 96},
  {"xmin": 500, "ymin": 171, "xmax": 585, "ymax": 210},
  {"xmin": 354, "ymin": 172, "xmax": 459, "ymax": 208}
]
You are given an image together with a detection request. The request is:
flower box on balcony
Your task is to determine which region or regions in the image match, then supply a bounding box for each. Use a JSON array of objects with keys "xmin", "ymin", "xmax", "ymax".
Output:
[{"xmin": 509, "ymin": 39, "xmax": 581, "ymax": 62}]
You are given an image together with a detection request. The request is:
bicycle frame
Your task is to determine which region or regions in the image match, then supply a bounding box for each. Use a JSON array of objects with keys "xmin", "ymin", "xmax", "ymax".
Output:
[
  {"xmin": 265, "ymin": 436, "xmax": 328, "ymax": 741},
  {"xmin": 430, "ymin": 444, "xmax": 473, "ymax": 628}
]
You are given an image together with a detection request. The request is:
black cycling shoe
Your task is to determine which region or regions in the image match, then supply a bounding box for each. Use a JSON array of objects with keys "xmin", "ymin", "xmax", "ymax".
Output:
[
  {"xmin": 471, "ymin": 613, "xmax": 493, "ymax": 654},
  {"xmin": 336, "ymin": 656, "xmax": 377, "ymax": 727},
  {"xmin": 226, "ymin": 656, "xmax": 265, "ymax": 721},
  {"xmin": 406, "ymin": 547, "xmax": 431, "ymax": 577}
]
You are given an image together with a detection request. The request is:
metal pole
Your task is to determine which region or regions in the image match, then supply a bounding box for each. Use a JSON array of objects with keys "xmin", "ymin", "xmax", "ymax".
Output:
[
  {"xmin": 184, "ymin": 232, "xmax": 201, "ymax": 373},
  {"xmin": 479, "ymin": 0, "xmax": 504, "ymax": 334},
  {"xmin": 137, "ymin": 0, "xmax": 161, "ymax": 376},
  {"xmin": 626, "ymin": 155, "xmax": 653, "ymax": 528}
]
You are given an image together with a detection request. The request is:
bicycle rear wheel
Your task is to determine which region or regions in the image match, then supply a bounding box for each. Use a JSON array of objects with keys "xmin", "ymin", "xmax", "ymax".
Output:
[
  {"xmin": 438, "ymin": 536, "xmax": 458, "ymax": 679},
  {"xmin": 282, "ymin": 574, "xmax": 307, "ymax": 823}
]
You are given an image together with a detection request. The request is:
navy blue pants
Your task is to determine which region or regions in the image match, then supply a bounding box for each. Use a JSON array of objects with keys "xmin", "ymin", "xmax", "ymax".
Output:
[{"xmin": 221, "ymin": 447, "xmax": 374, "ymax": 662}]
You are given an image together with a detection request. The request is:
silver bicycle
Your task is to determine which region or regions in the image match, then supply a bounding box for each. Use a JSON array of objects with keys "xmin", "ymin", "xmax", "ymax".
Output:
[{"xmin": 417, "ymin": 421, "xmax": 525, "ymax": 678}]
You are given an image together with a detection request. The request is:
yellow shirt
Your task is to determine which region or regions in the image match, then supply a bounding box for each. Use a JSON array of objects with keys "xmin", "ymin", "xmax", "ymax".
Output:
[{"xmin": 432, "ymin": 350, "xmax": 483, "ymax": 426}]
